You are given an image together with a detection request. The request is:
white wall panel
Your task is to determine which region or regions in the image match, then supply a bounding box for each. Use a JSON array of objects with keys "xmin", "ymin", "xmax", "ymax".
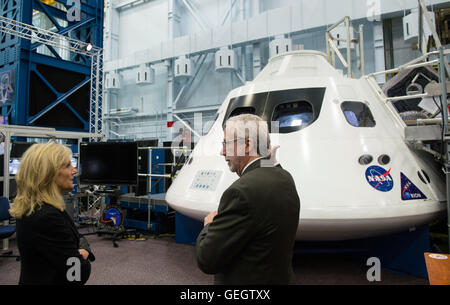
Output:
[
  {"xmin": 193, "ymin": 30, "xmax": 213, "ymax": 52},
  {"xmin": 149, "ymin": 44, "xmax": 163, "ymax": 62},
  {"xmin": 107, "ymin": 0, "xmax": 450, "ymax": 72},
  {"xmin": 174, "ymin": 35, "xmax": 192, "ymax": 57},
  {"xmin": 213, "ymin": 24, "xmax": 232, "ymax": 48},
  {"xmin": 118, "ymin": 1, "xmax": 168, "ymax": 58},
  {"xmin": 104, "ymin": 0, "xmax": 450, "ymax": 142},
  {"xmin": 291, "ymin": 3, "xmax": 303, "ymax": 32},
  {"xmin": 325, "ymin": 0, "xmax": 354, "ymax": 22},
  {"xmin": 161, "ymin": 40, "xmax": 174, "ymax": 59},
  {"xmin": 248, "ymin": 11, "xmax": 268, "ymax": 41},
  {"xmin": 134, "ymin": 48, "xmax": 150, "ymax": 64},
  {"xmin": 301, "ymin": 0, "xmax": 326, "ymax": 30},
  {"xmin": 231, "ymin": 19, "xmax": 248, "ymax": 45},
  {"xmin": 268, "ymin": 6, "xmax": 291, "ymax": 37}
]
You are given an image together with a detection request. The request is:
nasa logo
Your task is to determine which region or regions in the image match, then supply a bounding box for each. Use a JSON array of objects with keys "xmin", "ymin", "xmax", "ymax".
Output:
[
  {"xmin": 400, "ymin": 173, "xmax": 427, "ymax": 201},
  {"xmin": 365, "ymin": 166, "xmax": 394, "ymax": 192}
]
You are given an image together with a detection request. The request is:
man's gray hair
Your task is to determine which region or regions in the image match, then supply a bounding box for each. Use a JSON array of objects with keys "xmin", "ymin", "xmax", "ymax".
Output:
[{"xmin": 225, "ymin": 114, "xmax": 270, "ymax": 157}]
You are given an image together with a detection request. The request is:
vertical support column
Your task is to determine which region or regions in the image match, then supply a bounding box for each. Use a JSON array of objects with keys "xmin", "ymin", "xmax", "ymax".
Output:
[
  {"xmin": 252, "ymin": 43, "xmax": 261, "ymax": 80},
  {"xmin": 373, "ymin": 21, "xmax": 385, "ymax": 84},
  {"xmin": 359, "ymin": 24, "xmax": 365, "ymax": 76},
  {"xmin": 90, "ymin": 50, "xmax": 104, "ymax": 141},
  {"xmin": 0, "ymin": 0, "xmax": 19, "ymax": 122},
  {"xmin": 166, "ymin": 0, "xmax": 178, "ymax": 142},
  {"xmin": 439, "ymin": 46, "xmax": 450, "ymax": 250},
  {"xmin": 345, "ymin": 17, "xmax": 352, "ymax": 78},
  {"xmin": 95, "ymin": 51, "xmax": 103, "ymax": 139},
  {"xmin": 250, "ymin": 0, "xmax": 260, "ymax": 18},
  {"xmin": 103, "ymin": 0, "xmax": 119, "ymax": 140},
  {"xmin": 3, "ymin": 130, "xmax": 10, "ymax": 200},
  {"xmin": 241, "ymin": 46, "xmax": 246, "ymax": 83},
  {"xmin": 239, "ymin": 0, "xmax": 246, "ymax": 83},
  {"xmin": 326, "ymin": 31, "xmax": 331, "ymax": 63},
  {"xmin": 418, "ymin": 1, "xmax": 423, "ymax": 53},
  {"xmin": 168, "ymin": 0, "xmax": 175, "ymax": 40},
  {"xmin": 103, "ymin": 0, "xmax": 120, "ymax": 62},
  {"xmin": 238, "ymin": 0, "xmax": 245, "ymax": 20},
  {"xmin": 166, "ymin": 60, "xmax": 174, "ymax": 142},
  {"xmin": 13, "ymin": 0, "xmax": 33, "ymax": 126},
  {"xmin": 2, "ymin": 130, "xmax": 10, "ymax": 251}
]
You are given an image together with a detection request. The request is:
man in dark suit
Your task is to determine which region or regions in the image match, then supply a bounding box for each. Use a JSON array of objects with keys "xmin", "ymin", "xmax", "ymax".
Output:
[{"xmin": 196, "ymin": 114, "xmax": 300, "ymax": 285}]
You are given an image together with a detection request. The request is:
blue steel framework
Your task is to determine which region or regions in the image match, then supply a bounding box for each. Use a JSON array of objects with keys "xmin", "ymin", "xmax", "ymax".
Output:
[{"xmin": 0, "ymin": 0, "xmax": 104, "ymax": 132}]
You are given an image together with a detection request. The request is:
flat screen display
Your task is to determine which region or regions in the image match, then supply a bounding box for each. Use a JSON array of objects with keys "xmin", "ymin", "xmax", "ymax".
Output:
[
  {"xmin": 9, "ymin": 158, "xmax": 20, "ymax": 175},
  {"xmin": 71, "ymin": 155, "xmax": 78, "ymax": 169},
  {"xmin": 11, "ymin": 142, "xmax": 35, "ymax": 158},
  {"xmin": 79, "ymin": 142, "xmax": 138, "ymax": 185}
]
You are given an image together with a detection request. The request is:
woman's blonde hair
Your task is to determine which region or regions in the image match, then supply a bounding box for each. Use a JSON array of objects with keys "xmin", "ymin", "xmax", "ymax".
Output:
[{"xmin": 9, "ymin": 142, "xmax": 72, "ymax": 218}]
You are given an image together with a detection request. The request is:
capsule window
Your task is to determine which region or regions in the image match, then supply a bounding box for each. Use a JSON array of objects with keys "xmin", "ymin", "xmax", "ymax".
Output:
[
  {"xmin": 272, "ymin": 101, "xmax": 314, "ymax": 132},
  {"xmin": 418, "ymin": 170, "xmax": 430, "ymax": 184},
  {"xmin": 341, "ymin": 102, "xmax": 376, "ymax": 127},
  {"xmin": 229, "ymin": 107, "xmax": 256, "ymax": 118}
]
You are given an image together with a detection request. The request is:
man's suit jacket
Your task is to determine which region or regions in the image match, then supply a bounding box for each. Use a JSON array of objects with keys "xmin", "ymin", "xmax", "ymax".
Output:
[
  {"xmin": 16, "ymin": 203, "xmax": 94, "ymax": 285},
  {"xmin": 196, "ymin": 158, "xmax": 300, "ymax": 285}
]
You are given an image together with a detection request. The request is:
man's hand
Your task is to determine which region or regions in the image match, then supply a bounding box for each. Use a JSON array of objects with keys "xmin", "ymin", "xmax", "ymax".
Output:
[
  {"xmin": 269, "ymin": 145, "xmax": 280, "ymax": 164},
  {"xmin": 204, "ymin": 210, "xmax": 218, "ymax": 227}
]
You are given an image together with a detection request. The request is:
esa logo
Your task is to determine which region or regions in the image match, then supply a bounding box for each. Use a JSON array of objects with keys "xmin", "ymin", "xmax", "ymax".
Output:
[{"xmin": 400, "ymin": 172, "xmax": 427, "ymax": 201}]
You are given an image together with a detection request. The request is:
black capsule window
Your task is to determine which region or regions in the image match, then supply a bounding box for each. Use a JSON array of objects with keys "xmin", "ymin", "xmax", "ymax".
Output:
[
  {"xmin": 229, "ymin": 107, "xmax": 256, "ymax": 118},
  {"xmin": 418, "ymin": 170, "xmax": 431, "ymax": 184},
  {"xmin": 341, "ymin": 102, "xmax": 376, "ymax": 127},
  {"xmin": 272, "ymin": 101, "xmax": 314, "ymax": 133}
]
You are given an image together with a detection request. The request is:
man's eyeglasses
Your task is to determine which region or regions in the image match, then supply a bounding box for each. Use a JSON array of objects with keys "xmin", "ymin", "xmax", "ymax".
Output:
[{"xmin": 222, "ymin": 138, "xmax": 245, "ymax": 147}]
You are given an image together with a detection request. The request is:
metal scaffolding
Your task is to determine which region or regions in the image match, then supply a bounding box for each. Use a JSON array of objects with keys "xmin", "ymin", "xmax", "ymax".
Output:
[{"xmin": 0, "ymin": 14, "xmax": 104, "ymax": 141}]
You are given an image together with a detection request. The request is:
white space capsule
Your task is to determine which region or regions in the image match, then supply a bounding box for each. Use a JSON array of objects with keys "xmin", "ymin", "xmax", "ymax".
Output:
[{"xmin": 165, "ymin": 50, "xmax": 446, "ymax": 241}]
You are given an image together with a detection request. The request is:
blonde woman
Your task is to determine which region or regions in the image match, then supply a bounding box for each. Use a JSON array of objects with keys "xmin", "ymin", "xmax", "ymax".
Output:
[{"xmin": 10, "ymin": 142, "xmax": 95, "ymax": 285}]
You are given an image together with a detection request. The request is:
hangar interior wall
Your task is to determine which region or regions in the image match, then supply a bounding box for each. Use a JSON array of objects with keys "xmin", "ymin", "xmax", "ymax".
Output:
[{"xmin": 103, "ymin": 0, "xmax": 450, "ymax": 143}]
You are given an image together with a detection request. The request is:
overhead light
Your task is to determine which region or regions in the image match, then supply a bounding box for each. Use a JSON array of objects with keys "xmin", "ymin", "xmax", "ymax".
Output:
[{"xmin": 85, "ymin": 43, "xmax": 93, "ymax": 52}]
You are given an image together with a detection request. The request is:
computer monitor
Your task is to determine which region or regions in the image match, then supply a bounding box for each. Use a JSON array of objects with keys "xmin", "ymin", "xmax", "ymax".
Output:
[
  {"xmin": 10, "ymin": 142, "xmax": 35, "ymax": 158},
  {"xmin": 71, "ymin": 155, "xmax": 78, "ymax": 169},
  {"xmin": 79, "ymin": 142, "xmax": 138, "ymax": 185},
  {"xmin": 9, "ymin": 158, "xmax": 21, "ymax": 175}
]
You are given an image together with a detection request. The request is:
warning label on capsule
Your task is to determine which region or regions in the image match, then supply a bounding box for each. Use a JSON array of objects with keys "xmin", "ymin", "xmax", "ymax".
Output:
[{"xmin": 365, "ymin": 166, "xmax": 394, "ymax": 192}]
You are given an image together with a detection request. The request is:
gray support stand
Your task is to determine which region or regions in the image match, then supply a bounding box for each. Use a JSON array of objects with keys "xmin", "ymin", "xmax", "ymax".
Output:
[{"xmin": 439, "ymin": 47, "xmax": 450, "ymax": 250}]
